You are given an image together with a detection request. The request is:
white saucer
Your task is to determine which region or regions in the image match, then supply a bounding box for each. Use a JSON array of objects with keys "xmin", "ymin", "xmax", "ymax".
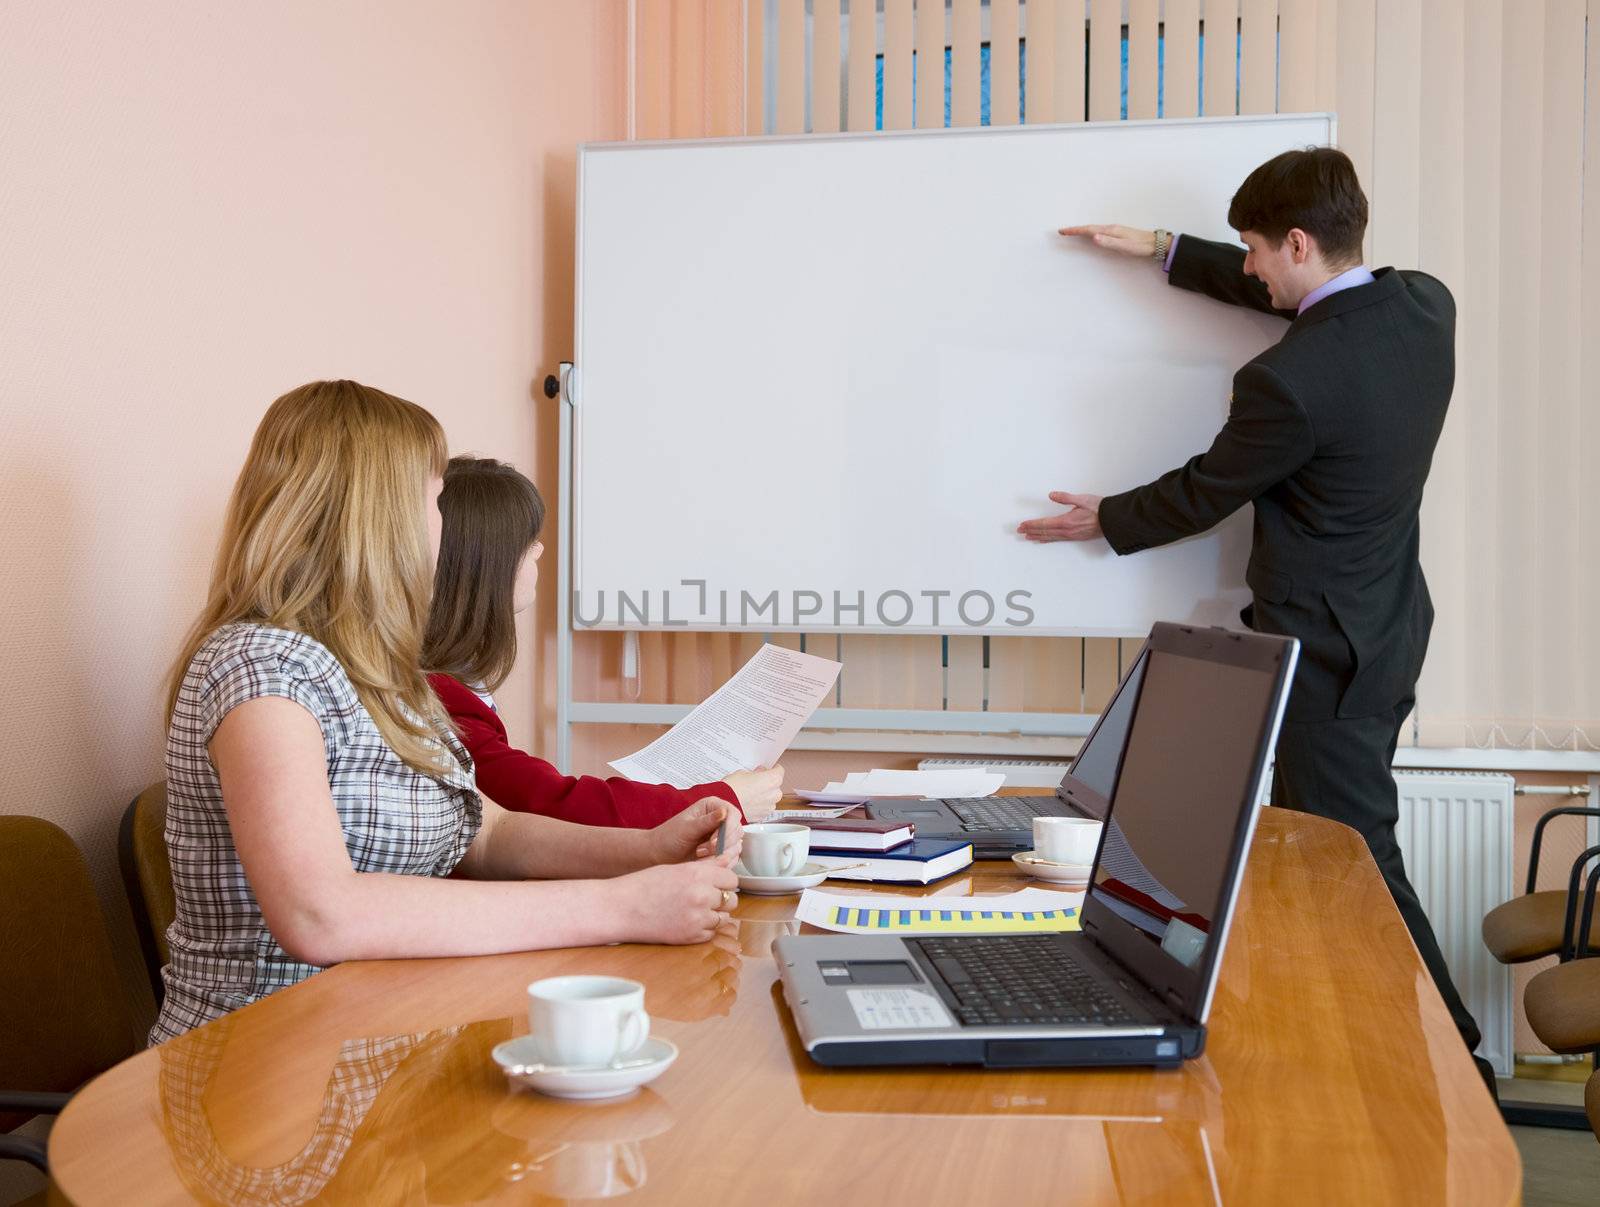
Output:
[
  {"xmin": 735, "ymin": 861, "xmax": 831, "ymax": 895},
  {"xmin": 1012, "ymin": 851, "xmax": 1091, "ymax": 886},
  {"xmin": 493, "ymin": 1035, "xmax": 678, "ymax": 1100}
]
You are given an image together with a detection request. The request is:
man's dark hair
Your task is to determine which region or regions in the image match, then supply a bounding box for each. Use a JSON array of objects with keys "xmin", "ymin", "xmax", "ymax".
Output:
[{"xmin": 1227, "ymin": 147, "xmax": 1368, "ymax": 267}]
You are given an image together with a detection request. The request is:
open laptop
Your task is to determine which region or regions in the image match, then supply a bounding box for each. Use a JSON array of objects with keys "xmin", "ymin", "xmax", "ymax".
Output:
[
  {"xmin": 866, "ymin": 647, "xmax": 1148, "ymax": 858},
  {"xmin": 774, "ymin": 622, "xmax": 1298, "ymax": 1069}
]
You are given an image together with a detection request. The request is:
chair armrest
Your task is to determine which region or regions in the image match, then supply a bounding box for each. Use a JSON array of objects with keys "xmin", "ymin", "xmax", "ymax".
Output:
[
  {"xmin": 0, "ymin": 1091, "xmax": 69, "ymax": 1175},
  {"xmin": 1560, "ymin": 843, "xmax": 1600, "ymax": 961},
  {"xmin": 0, "ymin": 1091, "xmax": 71, "ymax": 1116},
  {"xmin": 1528, "ymin": 807, "xmax": 1600, "ymax": 895},
  {"xmin": 0, "ymin": 1133, "xmax": 49, "ymax": 1171},
  {"xmin": 0, "ymin": 1133, "xmax": 49, "ymax": 1173}
]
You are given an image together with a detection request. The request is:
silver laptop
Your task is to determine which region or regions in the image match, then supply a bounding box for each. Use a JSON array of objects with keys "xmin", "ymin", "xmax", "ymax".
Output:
[
  {"xmin": 775, "ymin": 623, "xmax": 1298, "ymax": 1069},
  {"xmin": 866, "ymin": 646, "xmax": 1148, "ymax": 857}
]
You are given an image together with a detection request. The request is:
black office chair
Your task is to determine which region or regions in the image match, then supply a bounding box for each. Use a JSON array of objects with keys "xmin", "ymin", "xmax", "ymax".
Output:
[
  {"xmin": 1523, "ymin": 955, "xmax": 1600, "ymax": 1139},
  {"xmin": 1480, "ymin": 804, "xmax": 1600, "ymax": 1130},
  {"xmin": 1482, "ymin": 806, "xmax": 1600, "ymax": 965},
  {"xmin": 118, "ymin": 782, "xmax": 175, "ymax": 1006},
  {"xmin": 1, "ymin": 816, "xmax": 139, "ymax": 1177}
]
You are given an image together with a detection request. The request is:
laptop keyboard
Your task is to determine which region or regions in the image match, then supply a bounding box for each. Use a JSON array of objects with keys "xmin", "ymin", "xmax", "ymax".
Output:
[
  {"xmin": 911, "ymin": 935, "xmax": 1138, "ymax": 1027},
  {"xmin": 945, "ymin": 796, "xmax": 1073, "ymax": 831}
]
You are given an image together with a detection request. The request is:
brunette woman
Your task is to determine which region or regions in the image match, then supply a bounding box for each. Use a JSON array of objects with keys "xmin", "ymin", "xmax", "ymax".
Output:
[{"xmin": 422, "ymin": 455, "xmax": 783, "ymax": 828}]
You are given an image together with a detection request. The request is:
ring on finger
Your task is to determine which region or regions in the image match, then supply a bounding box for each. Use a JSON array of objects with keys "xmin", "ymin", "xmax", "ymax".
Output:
[{"xmin": 720, "ymin": 889, "xmax": 736, "ymax": 911}]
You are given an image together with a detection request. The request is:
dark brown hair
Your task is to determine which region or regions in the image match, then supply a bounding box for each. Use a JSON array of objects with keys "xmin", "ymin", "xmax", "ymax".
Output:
[
  {"xmin": 1226, "ymin": 146, "xmax": 1369, "ymax": 267},
  {"xmin": 422, "ymin": 456, "xmax": 545, "ymax": 692}
]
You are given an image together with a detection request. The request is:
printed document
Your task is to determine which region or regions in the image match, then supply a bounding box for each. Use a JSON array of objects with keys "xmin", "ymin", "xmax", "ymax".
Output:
[
  {"xmin": 796, "ymin": 767, "xmax": 1005, "ymax": 803},
  {"xmin": 609, "ymin": 643, "xmax": 841, "ymax": 788}
]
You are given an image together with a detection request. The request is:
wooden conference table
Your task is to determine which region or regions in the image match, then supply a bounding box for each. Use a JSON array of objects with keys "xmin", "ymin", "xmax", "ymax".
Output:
[{"xmin": 49, "ymin": 803, "xmax": 1519, "ymax": 1205}]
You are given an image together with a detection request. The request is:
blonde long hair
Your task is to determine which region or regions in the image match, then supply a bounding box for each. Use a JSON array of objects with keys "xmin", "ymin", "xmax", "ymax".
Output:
[{"xmin": 168, "ymin": 380, "xmax": 453, "ymax": 776}]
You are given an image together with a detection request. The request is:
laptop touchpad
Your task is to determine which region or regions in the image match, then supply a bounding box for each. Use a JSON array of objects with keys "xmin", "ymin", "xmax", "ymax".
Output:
[{"xmin": 820, "ymin": 960, "xmax": 922, "ymax": 985}]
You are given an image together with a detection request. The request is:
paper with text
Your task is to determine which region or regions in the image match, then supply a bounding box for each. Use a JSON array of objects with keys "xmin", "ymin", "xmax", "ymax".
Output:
[
  {"xmin": 764, "ymin": 807, "xmax": 858, "ymax": 821},
  {"xmin": 609, "ymin": 643, "xmax": 841, "ymax": 788},
  {"xmin": 797, "ymin": 767, "xmax": 1005, "ymax": 803}
]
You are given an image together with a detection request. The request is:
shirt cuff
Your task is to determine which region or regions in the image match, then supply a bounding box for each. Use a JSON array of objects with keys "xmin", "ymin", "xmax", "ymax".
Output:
[{"xmin": 1162, "ymin": 232, "xmax": 1180, "ymax": 273}]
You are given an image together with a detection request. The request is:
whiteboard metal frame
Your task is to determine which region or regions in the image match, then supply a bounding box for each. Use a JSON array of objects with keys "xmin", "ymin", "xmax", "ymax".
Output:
[{"xmin": 577, "ymin": 109, "xmax": 1332, "ymax": 155}]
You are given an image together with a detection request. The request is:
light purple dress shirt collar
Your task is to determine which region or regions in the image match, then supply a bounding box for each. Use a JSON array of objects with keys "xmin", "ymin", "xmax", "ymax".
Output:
[{"xmin": 1297, "ymin": 265, "xmax": 1376, "ymax": 314}]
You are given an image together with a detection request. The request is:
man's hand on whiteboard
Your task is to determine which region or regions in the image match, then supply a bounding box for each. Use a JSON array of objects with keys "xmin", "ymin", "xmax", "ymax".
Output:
[
  {"xmin": 1058, "ymin": 224, "xmax": 1156, "ymax": 258},
  {"xmin": 1017, "ymin": 492, "xmax": 1105, "ymax": 543}
]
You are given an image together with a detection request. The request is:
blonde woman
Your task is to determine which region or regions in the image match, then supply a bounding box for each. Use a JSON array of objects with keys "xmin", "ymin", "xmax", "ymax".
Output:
[{"xmin": 152, "ymin": 381, "xmax": 739, "ymax": 1044}]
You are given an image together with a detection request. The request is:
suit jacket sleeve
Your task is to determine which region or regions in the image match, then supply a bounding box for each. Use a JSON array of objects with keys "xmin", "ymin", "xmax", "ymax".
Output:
[
  {"xmin": 1098, "ymin": 361, "xmax": 1316, "ymax": 555},
  {"xmin": 1169, "ymin": 234, "xmax": 1299, "ymax": 321},
  {"xmin": 429, "ymin": 675, "xmax": 741, "ymax": 829}
]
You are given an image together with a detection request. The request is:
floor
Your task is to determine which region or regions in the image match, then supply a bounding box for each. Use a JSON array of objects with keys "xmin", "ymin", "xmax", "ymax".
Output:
[{"xmin": 1501, "ymin": 1076, "xmax": 1600, "ymax": 1207}]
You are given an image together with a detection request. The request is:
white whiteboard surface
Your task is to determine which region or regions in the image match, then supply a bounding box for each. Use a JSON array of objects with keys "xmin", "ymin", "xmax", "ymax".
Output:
[{"xmin": 575, "ymin": 114, "xmax": 1332, "ymax": 636}]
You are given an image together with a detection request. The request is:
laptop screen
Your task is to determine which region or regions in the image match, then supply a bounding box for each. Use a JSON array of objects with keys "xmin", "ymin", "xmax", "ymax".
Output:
[
  {"xmin": 1083, "ymin": 625, "xmax": 1294, "ymax": 1023},
  {"xmin": 1059, "ymin": 648, "xmax": 1146, "ymax": 818}
]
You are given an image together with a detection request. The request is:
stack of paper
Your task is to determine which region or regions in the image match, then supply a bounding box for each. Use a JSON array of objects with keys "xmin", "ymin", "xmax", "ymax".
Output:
[{"xmin": 795, "ymin": 768, "xmax": 1005, "ymax": 804}]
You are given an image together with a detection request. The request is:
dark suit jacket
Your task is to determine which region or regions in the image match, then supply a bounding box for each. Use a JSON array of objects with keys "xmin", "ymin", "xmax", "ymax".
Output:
[{"xmin": 1098, "ymin": 235, "xmax": 1454, "ymax": 721}]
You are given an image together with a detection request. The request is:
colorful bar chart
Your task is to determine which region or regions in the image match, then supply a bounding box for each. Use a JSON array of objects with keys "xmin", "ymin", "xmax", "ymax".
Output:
[{"xmin": 824, "ymin": 904, "xmax": 1079, "ymax": 935}]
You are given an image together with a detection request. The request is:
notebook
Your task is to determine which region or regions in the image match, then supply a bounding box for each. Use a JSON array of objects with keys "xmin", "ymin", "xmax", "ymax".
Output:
[
  {"xmin": 792, "ymin": 816, "xmax": 915, "ymax": 852},
  {"xmin": 809, "ymin": 838, "xmax": 973, "ymax": 884}
]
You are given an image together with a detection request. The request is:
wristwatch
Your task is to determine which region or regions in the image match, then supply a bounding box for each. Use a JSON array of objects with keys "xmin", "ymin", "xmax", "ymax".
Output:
[{"xmin": 1152, "ymin": 229, "xmax": 1172, "ymax": 262}]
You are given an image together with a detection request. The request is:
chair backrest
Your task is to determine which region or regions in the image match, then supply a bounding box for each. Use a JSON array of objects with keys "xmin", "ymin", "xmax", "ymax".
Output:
[
  {"xmin": 118, "ymin": 783, "xmax": 174, "ymax": 1002},
  {"xmin": 0, "ymin": 816, "xmax": 137, "ymax": 1131}
]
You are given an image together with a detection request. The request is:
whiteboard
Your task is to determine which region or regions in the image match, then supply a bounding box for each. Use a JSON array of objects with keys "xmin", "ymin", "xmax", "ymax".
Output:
[{"xmin": 574, "ymin": 114, "xmax": 1332, "ymax": 637}]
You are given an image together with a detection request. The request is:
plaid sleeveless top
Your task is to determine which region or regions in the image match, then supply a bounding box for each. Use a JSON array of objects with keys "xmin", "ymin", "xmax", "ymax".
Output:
[{"xmin": 150, "ymin": 624, "xmax": 481, "ymax": 1044}]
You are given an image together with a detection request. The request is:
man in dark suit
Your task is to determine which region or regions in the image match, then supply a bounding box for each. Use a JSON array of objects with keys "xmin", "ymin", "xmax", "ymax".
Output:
[{"xmin": 1018, "ymin": 147, "xmax": 1492, "ymax": 1091}]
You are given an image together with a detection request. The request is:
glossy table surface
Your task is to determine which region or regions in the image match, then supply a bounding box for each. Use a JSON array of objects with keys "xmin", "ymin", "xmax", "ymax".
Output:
[{"xmin": 50, "ymin": 805, "xmax": 1519, "ymax": 1205}]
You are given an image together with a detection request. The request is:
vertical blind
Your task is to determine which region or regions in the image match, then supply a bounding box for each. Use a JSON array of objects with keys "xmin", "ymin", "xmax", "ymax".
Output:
[{"xmin": 583, "ymin": 0, "xmax": 1599, "ymax": 755}]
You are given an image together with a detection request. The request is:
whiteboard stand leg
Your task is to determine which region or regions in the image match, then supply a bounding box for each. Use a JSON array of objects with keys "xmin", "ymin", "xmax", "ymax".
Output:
[
  {"xmin": 623, "ymin": 631, "xmax": 641, "ymax": 700},
  {"xmin": 555, "ymin": 361, "xmax": 575, "ymax": 773}
]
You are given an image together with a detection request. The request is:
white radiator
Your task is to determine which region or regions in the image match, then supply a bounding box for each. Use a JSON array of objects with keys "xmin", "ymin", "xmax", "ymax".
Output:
[
  {"xmin": 924, "ymin": 758, "xmax": 1518, "ymax": 1075},
  {"xmin": 1392, "ymin": 771, "xmax": 1516, "ymax": 1078}
]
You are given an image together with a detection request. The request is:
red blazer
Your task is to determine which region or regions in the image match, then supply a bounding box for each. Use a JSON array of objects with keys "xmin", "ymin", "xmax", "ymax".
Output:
[{"xmin": 429, "ymin": 673, "xmax": 741, "ymax": 829}]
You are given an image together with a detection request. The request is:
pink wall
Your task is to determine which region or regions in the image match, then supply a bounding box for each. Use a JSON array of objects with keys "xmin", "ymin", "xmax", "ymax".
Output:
[{"xmin": 0, "ymin": 0, "xmax": 626, "ymax": 1034}]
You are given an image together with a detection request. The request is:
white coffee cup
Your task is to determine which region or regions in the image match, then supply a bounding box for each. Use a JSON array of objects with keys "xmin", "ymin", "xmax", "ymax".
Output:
[
  {"xmin": 527, "ymin": 975, "xmax": 649, "ymax": 1068},
  {"xmin": 1034, "ymin": 816, "xmax": 1102, "ymax": 866},
  {"xmin": 741, "ymin": 823, "xmax": 810, "ymax": 877}
]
